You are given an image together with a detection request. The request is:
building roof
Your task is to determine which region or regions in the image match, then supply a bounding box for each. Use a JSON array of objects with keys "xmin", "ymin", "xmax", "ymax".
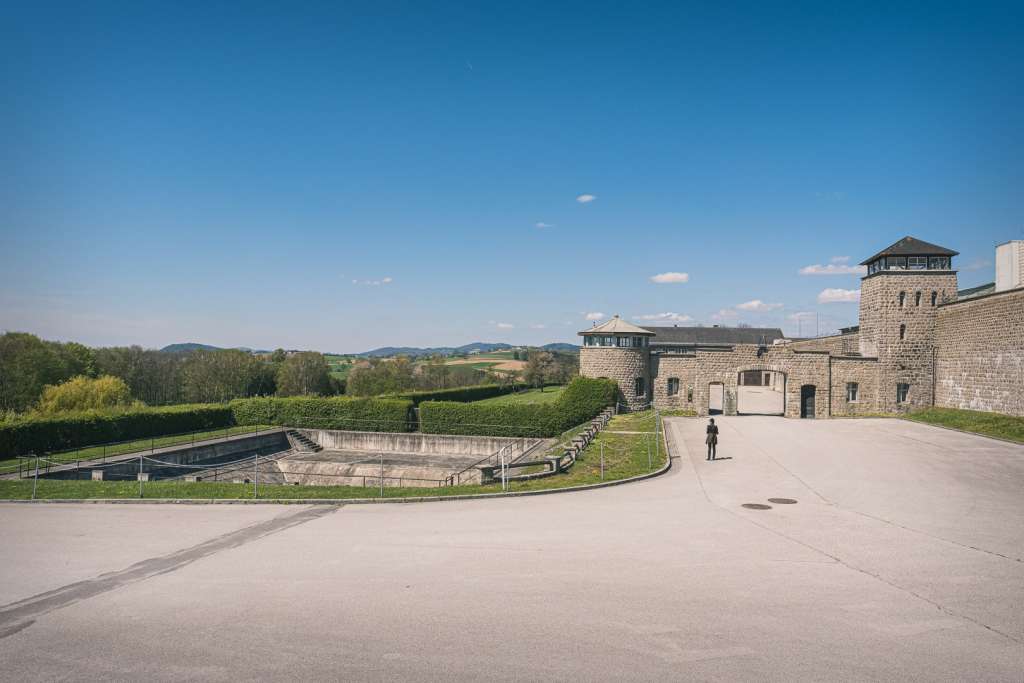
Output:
[
  {"xmin": 860, "ymin": 236, "xmax": 959, "ymax": 265},
  {"xmin": 643, "ymin": 325, "xmax": 786, "ymax": 346},
  {"xmin": 956, "ymin": 282, "xmax": 995, "ymax": 301},
  {"xmin": 579, "ymin": 315, "xmax": 655, "ymax": 336}
]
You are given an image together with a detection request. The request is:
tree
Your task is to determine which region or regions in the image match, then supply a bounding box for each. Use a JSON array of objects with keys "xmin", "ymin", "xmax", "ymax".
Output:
[
  {"xmin": 0, "ymin": 332, "xmax": 72, "ymax": 412},
  {"xmin": 180, "ymin": 349, "xmax": 266, "ymax": 403},
  {"xmin": 36, "ymin": 375, "xmax": 135, "ymax": 414},
  {"xmin": 523, "ymin": 350, "xmax": 554, "ymax": 390},
  {"xmin": 270, "ymin": 348, "xmax": 287, "ymax": 364},
  {"xmin": 419, "ymin": 355, "xmax": 450, "ymax": 390},
  {"xmin": 346, "ymin": 357, "xmax": 416, "ymax": 396},
  {"xmin": 276, "ymin": 352, "xmax": 331, "ymax": 396},
  {"xmin": 94, "ymin": 346, "xmax": 187, "ymax": 405}
]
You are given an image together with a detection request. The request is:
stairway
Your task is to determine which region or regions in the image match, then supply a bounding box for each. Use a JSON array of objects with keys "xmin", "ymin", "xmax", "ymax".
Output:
[{"xmin": 286, "ymin": 430, "xmax": 323, "ymax": 453}]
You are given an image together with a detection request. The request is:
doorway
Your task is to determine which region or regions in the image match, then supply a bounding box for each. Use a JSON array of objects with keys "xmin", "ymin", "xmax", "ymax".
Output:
[
  {"xmin": 800, "ymin": 385, "xmax": 816, "ymax": 418},
  {"xmin": 737, "ymin": 370, "xmax": 786, "ymax": 415},
  {"xmin": 708, "ymin": 382, "xmax": 724, "ymax": 415}
]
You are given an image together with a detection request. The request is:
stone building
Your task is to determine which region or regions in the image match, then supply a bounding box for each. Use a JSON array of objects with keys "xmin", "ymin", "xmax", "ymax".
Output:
[{"xmin": 580, "ymin": 236, "xmax": 1024, "ymax": 417}]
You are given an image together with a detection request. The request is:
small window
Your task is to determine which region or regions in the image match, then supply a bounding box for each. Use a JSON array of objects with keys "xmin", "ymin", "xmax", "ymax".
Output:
[
  {"xmin": 929, "ymin": 256, "xmax": 949, "ymax": 269},
  {"xmin": 889, "ymin": 257, "xmax": 907, "ymax": 270},
  {"xmin": 687, "ymin": 386, "xmax": 693, "ymax": 402},
  {"xmin": 896, "ymin": 383, "xmax": 910, "ymax": 403},
  {"xmin": 604, "ymin": 336, "xmax": 615, "ymax": 346},
  {"xmin": 846, "ymin": 382, "xmax": 859, "ymax": 402},
  {"xmin": 667, "ymin": 378, "xmax": 679, "ymax": 396},
  {"xmin": 632, "ymin": 336, "xmax": 645, "ymax": 347},
  {"xmin": 898, "ymin": 291, "xmax": 906, "ymax": 307},
  {"xmin": 915, "ymin": 291, "xmax": 921, "ymax": 307},
  {"xmin": 634, "ymin": 377, "xmax": 646, "ymax": 398},
  {"xmin": 899, "ymin": 324, "xmax": 906, "ymax": 340},
  {"xmin": 908, "ymin": 256, "xmax": 927, "ymax": 270},
  {"xmin": 617, "ymin": 336, "xmax": 630, "ymax": 347},
  {"xmin": 931, "ymin": 291, "xmax": 938, "ymax": 306}
]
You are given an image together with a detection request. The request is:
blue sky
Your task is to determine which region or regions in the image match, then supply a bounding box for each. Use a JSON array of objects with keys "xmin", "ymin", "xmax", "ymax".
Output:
[{"xmin": 2, "ymin": 2, "xmax": 1022, "ymax": 352}]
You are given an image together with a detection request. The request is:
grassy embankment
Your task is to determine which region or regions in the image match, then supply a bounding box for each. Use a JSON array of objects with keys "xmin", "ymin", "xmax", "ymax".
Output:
[
  {"xmin": 905, "ymin": 407, "xmax": 1024, "ymax": 443},
  {"xmin": 0, "ymin": 411, "xmax": 668, "ymax": 500},
  {"xmin": 473, "ymin": 386, "xmax": 566, "ymax": 406},
  {"xmin": 0, "ymin": 425, "xmax": 274, "ymax": 476}
]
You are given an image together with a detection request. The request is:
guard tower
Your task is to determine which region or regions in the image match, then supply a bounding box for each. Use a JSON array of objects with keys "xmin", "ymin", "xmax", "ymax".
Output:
[
  {"xmin": 858, "ymin": 236, "xmax": 959, "ymax": 412},
  {"xmin": 578, "ymin": 315, "xmax": 655, "ymax": 411}
]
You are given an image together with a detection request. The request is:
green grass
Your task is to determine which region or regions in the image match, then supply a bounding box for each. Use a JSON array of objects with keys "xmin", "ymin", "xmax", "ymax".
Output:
[
  {"xmin": 0, "ymin": 425, "xmax": 275, "ymax": 476},
  {"xmin": 0, "ymin": 414, "xmax": 668, "ymax": 501},
  {"xmin": 905, "ymin": 407, "xmax": 1024, "ymax": 443},
  {"xmin": 604, "ymin": 408, "xmax": 694, "ymax": 432},
  {"xmin": 473, "ymin": 386, "xmax": 566, "ymax": 406}
]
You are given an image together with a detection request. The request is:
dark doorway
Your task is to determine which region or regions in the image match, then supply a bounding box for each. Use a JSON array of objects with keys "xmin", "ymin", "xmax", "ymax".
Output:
[{"xmin": 800, "ymin": 385, "xmax": 816, "ymax": 418}]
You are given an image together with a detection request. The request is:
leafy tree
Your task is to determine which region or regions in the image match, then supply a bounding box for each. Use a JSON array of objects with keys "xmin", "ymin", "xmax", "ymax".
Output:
[
  {"xmin": 346, "ymin": 357, "xmax": 417, "ymax": 396},
  {"xmin": 94, "ymin": 346, "xmax": 187, "ymax": 405},
  {"xmin": 419, "ymin": 355, "xmax": 450, "ymax": 390},
  {"xmin": 523, "ymin": 350, "xmax": 554, "ymax": 390},
  {"xmin": 36, "ymin": 375, "xmax": 135, "ymax": 414},
  {"xmin": 270, "ymin": 348, "xmax": 287, "ymax": 364},
  {"xmin": 0, "ymin": 332, "xmax": 71, "ymax": 412},
  {"xmin": 180, "ymin": 349, "xmax": 266, "ymax": 403},
  {"xmin": 276, "ymin": 352, "xmax": 331, "ymax": 396}
]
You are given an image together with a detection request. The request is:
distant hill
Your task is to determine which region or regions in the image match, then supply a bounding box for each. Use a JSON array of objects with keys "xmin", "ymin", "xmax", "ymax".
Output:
[
  {"xmin": 161, "ymin": 342, "xmax": 223, "ymax": 353},
  {"xmin": 541, "ymin": 343, "xmax": 580, "ymax": 352},
  {"xmin": 357, "ymin": 342, "xmax": 514, "ymax": 358}
]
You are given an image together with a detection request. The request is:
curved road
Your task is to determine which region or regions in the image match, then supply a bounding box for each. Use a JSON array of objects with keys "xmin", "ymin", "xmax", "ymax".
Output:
[{"xmin": 1, "ymin": 417, "xmax": 1022, "ymax": 680}]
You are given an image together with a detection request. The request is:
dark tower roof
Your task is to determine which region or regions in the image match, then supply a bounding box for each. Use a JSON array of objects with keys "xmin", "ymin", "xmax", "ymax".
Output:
[
  {"xmin": 642, "ymin": 326, "xmax": 785, "ymax": 345},
  {"xmin": 860, "ymin": 236, "xmax": 958, "ymax": 265}
]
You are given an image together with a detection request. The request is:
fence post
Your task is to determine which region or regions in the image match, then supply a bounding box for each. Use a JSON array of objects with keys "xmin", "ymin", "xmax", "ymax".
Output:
[
  {"xmin": 32, "ymin": 454, "xmax": 39, "ymax": 500},
  {"xmin": 655, "ymin": 409, "xmax": 660, "ymax": 467},
  {"xmin": 254, "ymin": 450, "xmax": 259, "ymax": 499},
  {"xmin": 600, "ymin": 442, "xmax": 605, "ymax": 480},
  {"xmin": 380, "ymin": 453, "xmax": 384, "ymax": 498},
  {"xmin": 647, "ymin": 436, "xmax": 652, "ymax": 471}
]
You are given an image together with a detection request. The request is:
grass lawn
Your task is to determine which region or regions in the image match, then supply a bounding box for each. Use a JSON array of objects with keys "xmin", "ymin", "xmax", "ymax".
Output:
[
  {"xmin": 605, "ymin": 408, "xmax": 697, "ymax": 432},
  {"xmin": 905, "ymin": 407, "xmax": 1024, "ymax": 443},
  {"xmin": 0, "ymin": 412, "xmax": 669, "ymax": 501},
  {"xmin": 473, "ymin": 386, "xmax": 566, "ymax": 406},
  {"xmin": 0, "ymin": 425, "xmax": 275, "ymax": 476}
]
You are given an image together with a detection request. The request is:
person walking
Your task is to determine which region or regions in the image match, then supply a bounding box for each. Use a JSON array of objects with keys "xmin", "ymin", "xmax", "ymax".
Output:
[{"xmin": 706, "ymin": 418, "xmax": 719, "ymax": 461}]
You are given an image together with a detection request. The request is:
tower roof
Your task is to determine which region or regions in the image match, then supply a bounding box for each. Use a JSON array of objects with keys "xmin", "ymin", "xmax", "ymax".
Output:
[
  {"xmin": 578, "ymin": 315, "xmax": 655, "ymax": 336},
  {"xmin": 860, "ymin": 236, "xmax": 958, "ymax": 265}
]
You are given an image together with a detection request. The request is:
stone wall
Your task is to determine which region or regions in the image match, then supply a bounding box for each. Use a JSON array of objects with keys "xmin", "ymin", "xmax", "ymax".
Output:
[
  {"xmin": 935, "ymin": 287, "xmax": 1024, "ymax": 416},
  {"xmin": 579, "ymin": 346, "xmax": 650, "ymax": 410},
  {"xmin": 787, "ymin": 333, "xmax": 860, "ymax": 355},
  {"xmin": 858, "ymin": 271, "xmax": 958, "ymax": 413},
  {"xmin": 829, "ymin": 357, "xmax": 882, "ymax": 417}
]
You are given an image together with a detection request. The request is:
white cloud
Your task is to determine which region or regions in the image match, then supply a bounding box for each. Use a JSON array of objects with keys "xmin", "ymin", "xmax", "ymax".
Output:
[
  {"xmin": 799, "ymin": 263, "xmax": 866, "ymax": 276},
  {"xmin": 530, "ymin": 323, "xmax": 546, "ymax": 329},
  {"xmin": 495, "ymin": 322, "xmax": 514, "ymax": 329},
  {"xmin": 830, "ymin": 256, "xmax": 850, "ymax": 264},
  {"xmin": 352, "ymin": 276, "xmax": 394, "ymax": 286},
  {"xmin": 535, "ymin": 222, "xmax": 555, "ymax": 229},
  {"xmin": 584, "ymin": 312, "xmax": 605, "ymax": 321},
  {"xmin": 649, "ymin": 271, "xmax": 690, "ymax": 284},
  {"xmin": 736, "ymin": 299, "xmax": 783, "ymax": 312},
  {"xmin": 576, "ymin": 194, "xmax": 596, "ymax": 203},
  {"xmin": 817, "ymin": 288, "xmax": 860, "ymax": 303},
  {"xmin": 711, "ymin": 308, "xmax": 739, "ymax": 321},
  {"xmin": 633, "ymin": 312, "xmax": 693, "ymax": 323}
]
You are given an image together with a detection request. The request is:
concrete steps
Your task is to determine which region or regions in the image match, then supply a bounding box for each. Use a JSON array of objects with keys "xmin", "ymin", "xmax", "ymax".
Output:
[{"xmin": 286, "ymin": 430, "xmax": 323, "ymax": 453}]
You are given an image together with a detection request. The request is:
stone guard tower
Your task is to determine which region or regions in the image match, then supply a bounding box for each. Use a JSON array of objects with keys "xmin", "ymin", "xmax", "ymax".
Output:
[
  {"xmin": 858, "ymin": 236, "xmax": 958, "ymax": 412},
  {"xmin": 579, "ymin": 316, "xmax": 654, "ymax": 411}
]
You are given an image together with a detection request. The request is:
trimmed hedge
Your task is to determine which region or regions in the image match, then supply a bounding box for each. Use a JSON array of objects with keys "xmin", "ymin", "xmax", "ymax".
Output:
[
  {"xmin": 0, "ymin": 404, "xmax": 234, "ymax": 457},
  {"xmin": 419, "ymin": 377, "xmax": 617, "ymax": 437},
  {"xmin": 388, "ymin": 384, "xmax": 526, "ymax": 406},
  {"xmin": 230, "ymin": 396, "xmax": 414, "ymax": 432}
]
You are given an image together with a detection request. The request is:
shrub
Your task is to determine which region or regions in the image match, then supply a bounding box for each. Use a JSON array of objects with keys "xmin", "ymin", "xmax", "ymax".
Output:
[
  {"xmin": 0, "ymin": 404, "xmax": 234, "ymax": 457},
  {"xmin": 36, "ymin": 375, "xmax": 136, "ymax": 414},
  {"xmin": 388, "ymin": 384, "xmax": 526, "ymax": 406},
  {"xmin": 230, "ymin": 396, "xmax": 414, "ymax": 432},
  {"xmin": 419, "ymin": 377, "xmax": 617, "ymax": 437}
]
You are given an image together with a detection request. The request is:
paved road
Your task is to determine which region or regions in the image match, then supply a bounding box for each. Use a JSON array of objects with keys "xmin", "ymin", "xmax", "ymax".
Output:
[{"xmin": 1, "ymin": 417, "xmax": 1022, "ymax": 680}]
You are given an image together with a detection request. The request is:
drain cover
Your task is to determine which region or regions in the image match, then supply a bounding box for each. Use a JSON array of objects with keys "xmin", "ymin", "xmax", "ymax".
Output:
[
  {"xmin": 768, "ymin": 498, "xmax": 797, "ymax": 504},
  {"xmin": 741, "ymin": 503, "xmax": 772, "ymax": 510}
]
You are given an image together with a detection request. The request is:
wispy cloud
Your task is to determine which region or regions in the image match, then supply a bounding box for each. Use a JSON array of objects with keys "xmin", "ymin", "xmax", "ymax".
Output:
[
  {"xmin": 493, "ymin": 322, "xmax": 514, "ymax": 329},
  {"xmin": 736, "ymin": 299, "xmax": 783, "ymax": 312},
  {"xmin": 649, "ymin": 271, "xmax": 690, "ymax": 284},
  {"xmin": 535, "ymin": 222, "xmax": 555, "ymax": 229},
  {"xmin": 576, "ymin": 194, "xmax": 596, "ymax": 204},
  {"xmin": 530, "ymin": 323, "xmax": 546, "ymax": 329},
  {"xmin": 352, "ymin": 276, "xmax": 393, "ymax": 286},
  {"xmin": 711, "ymin": 308, "xmax": 739, "ymax": 321},
  {"xmin": 633, "ymin": 312, "xmax": 692, "ymax": 323},
  {"xmin": 817, "ymin": 288, "xmax": 860, "ymax": 303},
  {"xmin": 584, "ymin": 312, "xmax": 605, "ymax": 321},
  {"xmin": 799, "ymin": 263, "xmax": 866, "ymax": 276}
]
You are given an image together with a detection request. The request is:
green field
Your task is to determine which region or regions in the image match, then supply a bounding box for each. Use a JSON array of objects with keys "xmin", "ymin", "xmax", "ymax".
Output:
[
  {"xmin": 906, "ymin": 407, "xmax": 1024, "ymax": 443},
  {"xmin": 324, "ymin": 354, "xmax": 356, "ymax": 380},
  {"xmin": 0, "ymin": 425, "xmax": 274, "ymax": 476},
  {"xmin": 473, "ymin": 386, "xmax": 566, "ymax": 405},
  {"xmin": 0, "ymin": 411, "xmax": 666, "ymax": 501}
]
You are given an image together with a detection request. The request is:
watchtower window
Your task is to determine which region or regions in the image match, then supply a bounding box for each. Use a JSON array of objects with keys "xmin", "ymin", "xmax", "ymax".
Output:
[
  {"xmin": 898, "ymin": 292, "xmax": 906, "ymax": 307},
  {"xmin": 931, "ymin": 291, "xmax": 938, "ymax": 306},
  {"xmin": 928, "ymin": 256, "xmax": 950, "ymax": 269},
  {"xmin": 617, "ymin": 336, "xmax": 630, "ymax": 347},
  {"xmin": 667, "ymin": 378, "xmax": 679, "ymax": 396},
  {"xmin": 899, "ymin": 324, "xmax": 906, "ymax": 340},
  {"xmin": 896, "ymin": 383, "xmax": 910, "ymax": 404},
  {"xmin": 908, "ymin": 256, "xmax": 927, "ymax": 270},
  {"xmin": 915, "ymin": 291, "xmax": 922, "ymax": 306}
]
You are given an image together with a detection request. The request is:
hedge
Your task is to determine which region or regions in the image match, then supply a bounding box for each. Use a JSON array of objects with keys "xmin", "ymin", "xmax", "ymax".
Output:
[
  {"xmin": 419, "ymin": 377, "xmax": 617, "ymax": 437},
  {"xmin": 388, "ymin": 384, "xmax": 526, "ymax": 406},
  {"xmin": 0, "ymin": 404, "xmax": 234, "ymax": 457},
  {"xmin": 230, "ymin": 396, "xmax": 414, "ymax": 432}
]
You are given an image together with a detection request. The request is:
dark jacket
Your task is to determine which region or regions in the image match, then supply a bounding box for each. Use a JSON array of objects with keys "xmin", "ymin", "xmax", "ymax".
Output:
[{"xmin": 705, "ymin": 424, "xmax": 719, "ymax": 445}]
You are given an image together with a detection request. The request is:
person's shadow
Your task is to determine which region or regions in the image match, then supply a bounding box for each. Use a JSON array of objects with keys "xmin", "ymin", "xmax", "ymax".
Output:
[{"xmin": 709, "ymin": 456, "xmax": 733, "ymax": 461}]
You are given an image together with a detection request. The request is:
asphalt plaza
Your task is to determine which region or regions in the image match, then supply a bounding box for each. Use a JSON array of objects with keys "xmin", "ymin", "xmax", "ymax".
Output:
[{"xmin": 1, "ymin": 417, "xmax": 1022, "ymax": 680}]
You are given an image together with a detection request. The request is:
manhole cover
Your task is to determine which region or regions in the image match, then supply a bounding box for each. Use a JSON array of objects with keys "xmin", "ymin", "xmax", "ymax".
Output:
[
  {"xmin": 768, "ymin": 498, "xmax": 797, "ymax": 504},
  {"xmin": 741, "ymin": 503, "xmax": 772, "ymax": 510}
]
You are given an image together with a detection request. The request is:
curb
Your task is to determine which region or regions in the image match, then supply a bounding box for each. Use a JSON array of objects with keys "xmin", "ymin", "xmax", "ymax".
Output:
[{"xmin": 0, "ymin": 442, "xmax": 674, "ymax": 506}]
